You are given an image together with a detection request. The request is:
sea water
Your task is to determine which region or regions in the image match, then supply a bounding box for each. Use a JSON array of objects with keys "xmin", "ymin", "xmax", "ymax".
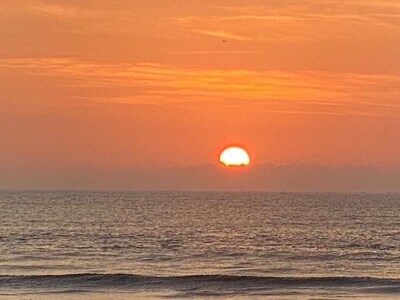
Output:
[{"xmin": 0, "ymin": 190, "xmax": 399, "ymax": 299}]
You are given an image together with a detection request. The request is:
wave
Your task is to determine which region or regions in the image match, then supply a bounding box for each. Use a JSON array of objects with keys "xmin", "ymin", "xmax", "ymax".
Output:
[{"xmin": 1, "ymin": 273, "xmax": 400, "ymax": 295}]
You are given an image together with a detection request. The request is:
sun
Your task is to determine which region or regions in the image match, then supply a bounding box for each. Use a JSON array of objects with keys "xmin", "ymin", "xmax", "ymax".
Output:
[{"xmin": 219, "ymin": 147, "xmax": 250, "ymax": 167}]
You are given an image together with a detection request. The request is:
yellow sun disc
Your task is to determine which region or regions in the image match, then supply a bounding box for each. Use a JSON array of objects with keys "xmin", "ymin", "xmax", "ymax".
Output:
[{"xmin": 219, "ymin": 147, "xmax": 250, "ymax": 166}]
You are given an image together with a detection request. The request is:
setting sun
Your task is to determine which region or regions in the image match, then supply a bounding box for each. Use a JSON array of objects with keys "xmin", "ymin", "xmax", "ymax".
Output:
[{"xmin": 219, "ymin": 147, "xmax": 250, "ymax": 167}]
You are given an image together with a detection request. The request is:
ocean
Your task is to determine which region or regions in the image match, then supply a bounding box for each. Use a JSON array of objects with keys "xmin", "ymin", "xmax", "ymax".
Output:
[{"xmin": 0, "ymin": 190, "xmax": 399, "ymax": 299}]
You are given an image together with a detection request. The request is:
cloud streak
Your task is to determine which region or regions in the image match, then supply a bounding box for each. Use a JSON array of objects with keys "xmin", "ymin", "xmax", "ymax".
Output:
[
  {"xmin": 195, "ymin": 30, "xmax": 250, "ymax": 41},
  {"xmin": 1, "ymin": 57, "xmax": 399, "ymax": 118},
  {"xmin": 179, "ymin": 1, "xmax": 400, "ymax": 42}
]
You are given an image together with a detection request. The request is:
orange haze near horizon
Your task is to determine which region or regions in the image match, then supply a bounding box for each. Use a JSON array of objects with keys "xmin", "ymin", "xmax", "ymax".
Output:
[{"xmin": 1, "ymin": 0, "xmax": 400, "ymax": 186}]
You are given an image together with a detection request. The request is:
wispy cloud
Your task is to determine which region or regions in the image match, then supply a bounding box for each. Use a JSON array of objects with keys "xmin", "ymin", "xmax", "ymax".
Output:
[
  {"xmin": 28, "ymin": 1, "xmax": 79, "ymax": 18},
  {"xmin": 171, "ymin": 50, "xmax": 261, "ymax": 55},
  {"xmin": 1, "ymin": 57, "xmax": 399, "ymax": 118},
  {"xmin": 178, "ymin": 1, "xmax": 400, "ymax": 43},
  {"xmin": 194, "ymin": 30, "xmax": 250, "ymax": 41}
]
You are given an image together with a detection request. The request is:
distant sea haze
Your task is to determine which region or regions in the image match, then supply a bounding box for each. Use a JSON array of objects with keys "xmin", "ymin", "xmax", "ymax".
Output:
[
  {"xmin": 2, "ymin": 163, "xmax": 400, "ymax": 192},
  {"xmin": 0, "ymin": 190, "xmax": 399, "ymax": 299}
]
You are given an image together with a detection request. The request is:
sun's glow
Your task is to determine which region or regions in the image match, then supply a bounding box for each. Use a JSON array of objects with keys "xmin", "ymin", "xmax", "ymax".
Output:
[{"xmin": 219, "ymin": 147, "xmax": 250, "ymax": 167}]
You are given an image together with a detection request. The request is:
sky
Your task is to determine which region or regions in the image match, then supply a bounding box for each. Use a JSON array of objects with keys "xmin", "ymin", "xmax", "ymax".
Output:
[{"xmin": 1, "ymin": 0, "xmax": 400, "ymax": 190}]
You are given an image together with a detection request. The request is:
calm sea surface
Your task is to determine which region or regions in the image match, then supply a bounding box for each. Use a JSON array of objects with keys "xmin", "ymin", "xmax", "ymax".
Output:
[{"xmin": 0, "ymin": 191, "xmax": 399, "ymax": 299}]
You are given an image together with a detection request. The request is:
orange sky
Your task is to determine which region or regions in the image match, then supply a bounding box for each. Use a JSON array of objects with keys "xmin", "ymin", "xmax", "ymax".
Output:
[{"xmin": 1, "ymin": 0, "xmax": 400, "ymax": 184}]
